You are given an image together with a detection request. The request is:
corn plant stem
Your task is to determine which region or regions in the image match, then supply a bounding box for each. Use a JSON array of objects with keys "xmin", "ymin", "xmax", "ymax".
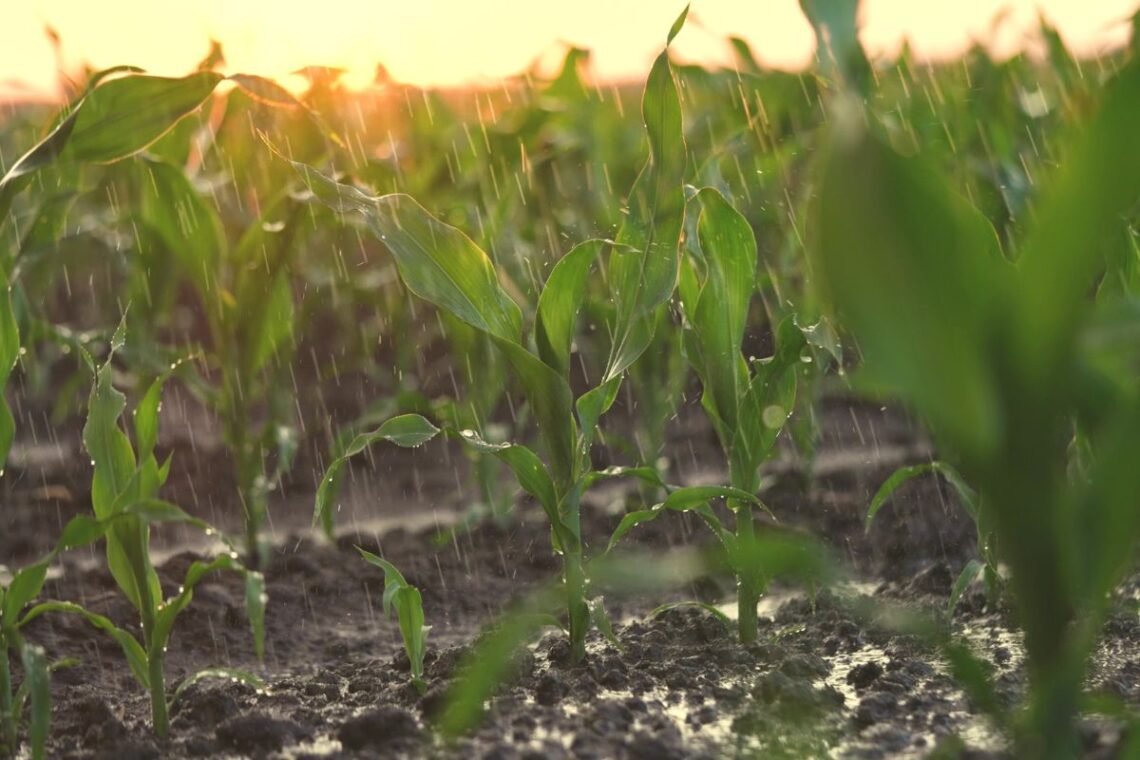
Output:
[
  {"xmin": 565, "ymin": 550, "xmax": 588, "ymax": 663},
  {"xmin": 561, "ymin": 483, "xmax": 589, "ymax": 664},
  {"xmin": 0, "ymin": 640, "xmax": 16, "ymax": 756},
  {"xmin": 147, "ymin": 644, "xmax": 168, "ymax": 737},
  {"xmin": 222, "ymin": 379, "xmax": 266, "ymax": 571},
  {"xmin": 735, "ymin": 504, "xmax": 760, "ymax": 644}
]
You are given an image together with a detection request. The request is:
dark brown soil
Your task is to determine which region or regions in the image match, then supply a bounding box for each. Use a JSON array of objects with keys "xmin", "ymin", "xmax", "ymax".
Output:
[{"xmin": 4, "ymin": 394, "xmax": 1138, "ymax": 758}]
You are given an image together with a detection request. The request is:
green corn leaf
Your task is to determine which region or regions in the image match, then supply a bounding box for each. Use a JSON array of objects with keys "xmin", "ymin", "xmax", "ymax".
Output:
[
  {"xmin": 948, "ymin": 559, "xmax": 985, "ymax": 617},
  {"xmin": 575, "ymin": 375, "xmax": 623, "ymax": 449},
  {"xmin": 490, "ymin": 339, "xmax": 577, "ymax": 487},
  {"xmin": 21, "ymin": 601, "xmax": 150, "ymax": 690},
  {"xmin": 659, "ymin": 485, "xmax": 765, "ymax": 512},
  {"xmin": 0, "ymin": 269, "xmax": 19, "ymax": 470},
  {"xmin": 152, "ymin": 553, "xmax": 246, "ymax": 654},
  {"xmin": 866, "ymin": 464, "xmax": 934, "ymax": 532},
  {"xmin": 729, "ymin": 317, "xmax": 805, "ymax": 488},
  {"xmin": 58, "ymin": 71, "xmax": 223, "ymax": 162},
  {"xmin": 315, "ymin": 414, "xmax": 442, "ymax": 527},
  {"xmin": 799, "ymin": 0, "xmax": 871, "ymax": 91},
  {"xmin": 56, "ymin": 514, "xmax": 113, "ymax": 551},
  {"xmin": 133, "ymin": 158, "xmax": 223, "ymax": 301},
  {"xmin": 451, "ymin": 428, "xmax": 571, "ymax": 548},
  {"xmin": 1015, "ymin": 61, "xmax": 1140, "ymax": 382},
  {"xmin": 606, "ymin": 490, "xmax": 735, "ymax": 554},
  {"xmin": 809, "ymin": 113, "xmax": 1006, "ymax": 462},
  {"xmin": 603, "ymin": 50, "xmax": 686, "ymax": 383},
  {"xmin": 134, "ymin": 378, "xmax": 165, "ymax": 465},
  {"xmin": 3, "ymin": 563, "xmax": 49, "ymax": 625},
  {"xmin": 291, "ymin": 165, "xmax": 522, "ymax": 343},
  {"xmin": 83, "ymin": 347, "xmax": 162, "ymax": 616},
  {"xmin": 536, "ymin": 239, "xmax": 603, "ymax": 375},
  {"xmin": 688, "ymin": 188, "xmax": 756, "ymax": 434},
  {"xmin": 666, "ymin": 4, "xmax": 689, "ymax": 45},
  {"xmin": 287, "ymin": 160, "xmax": 579, "ymax": 484},
  {"xmin": 357, "ymin": 549, "xmax": 427, "ymax": 687},
  {"xmin": 866, "ymin": 461, "xmax": 978, "ymax": 532},
  {"xmin": 248, "ymin": 272, "xmax": 295, "ymax": 374},
  {"xmin": 21, "ymin": 644, "xmax": 50, "ymax": 760},
  {"xmin": 588, "ymin": 597, "xmax": 622, "ymax": 649}
]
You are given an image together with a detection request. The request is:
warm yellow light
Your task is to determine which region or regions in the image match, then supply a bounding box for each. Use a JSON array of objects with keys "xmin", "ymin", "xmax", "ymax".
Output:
[{"xmin": 4, "ymin": 0, "xmax": 1136, "ymax": 100}]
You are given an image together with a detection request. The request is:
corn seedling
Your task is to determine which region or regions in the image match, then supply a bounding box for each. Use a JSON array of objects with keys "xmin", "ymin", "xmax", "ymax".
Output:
[
  {"xmin": 17, "ymin": 328, "xmax": 267, "ymax": 737},
  {"xmin": 866, "ymin": 461, "xmax": 1002, "ymax": 615},
  {"xmin": 297, "ymin": 9, "xmax": 753, "ymax": 662},
  {"xmin": 0, "ymin": 65, "xmax": 301, "ymax": 571},
  {"xmin": 356, "ymin": 549, "xmax": 428, "ymax": 692},
  {"xmin": 606, "ymin": 188, "xmax": 806, "ymax": 644}
]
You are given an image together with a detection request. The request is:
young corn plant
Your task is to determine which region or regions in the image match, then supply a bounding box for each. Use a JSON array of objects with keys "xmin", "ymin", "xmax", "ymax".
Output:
[
  {"xmin": 866, "ymin": 461, "xmax": 1001, "ymax": 616},
  {"xmin": 806, "ymin": 4, "xmax": 1140, "ymax": 748},
  {"xmin": 130, "ymin": 155, "xmax": 304, "ymax": 568},
  {"xmin": 607, "ymin": 188, "xmax": 806, "ymax": 643},
  {"xmin": 0, "ymin": 65, "xmax": 300, "ymax": 571},
  {"xmin": 0, "ymin": 513, "xmax": 129, "ymax": 760},
  {"xmin": 19, "ymin": 329, "xmax": 267, "ymax": 738},
  {"xmin": 356, "ymin": 549, "xmax": 428, "ymax": 692},
  {"xmin": 297, "ymin": 9, "xmax": 751, "ymax": 662}
]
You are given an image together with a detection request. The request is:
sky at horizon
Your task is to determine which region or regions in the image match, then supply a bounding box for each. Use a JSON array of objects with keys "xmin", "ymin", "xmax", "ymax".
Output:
[{"xmin": 3, "ymin": 1, "xmax": 1136, "ymax": 99}]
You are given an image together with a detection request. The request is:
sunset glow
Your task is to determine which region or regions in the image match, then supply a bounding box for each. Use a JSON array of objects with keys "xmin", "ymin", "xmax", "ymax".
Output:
[{"xmin": 4, "ymin": 0, "xmax": 1136, "ymax": 99}]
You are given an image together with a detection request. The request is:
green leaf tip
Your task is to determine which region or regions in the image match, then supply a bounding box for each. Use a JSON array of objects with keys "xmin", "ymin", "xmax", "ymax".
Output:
[{"xmin": 667, "ymin": 5, "xmax": 690, "ymax": 45}]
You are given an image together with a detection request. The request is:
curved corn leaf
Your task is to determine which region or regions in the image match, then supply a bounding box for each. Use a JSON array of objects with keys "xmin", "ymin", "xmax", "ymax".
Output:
[
  {"xmin": 314, "ymin": 414, "xmax": 441, "ymax": 527},
  {"xmin": 60, "ymin": 72, "xmax": 223, "ymax": 162},
  {"xmin": 286, "ymin": 160, "xmax": 578, "ymax": 484},
  {"xmin": 152, "ymin": 553, "xmax": 252, "ymax": 657},
  {"xmin": 865, "ymin": 461, "xmax": 978, "ymax": 533},
  {"xmin": 606, "ymin": 484, "xmax": 751, "ymax": 554},
  {"xmin": 450, "ymin": 427, "xmax": 571, "ymax": 549},
  {"xmin": 21, "ymin": 602, "xmax": 149, "ymax": 690}
]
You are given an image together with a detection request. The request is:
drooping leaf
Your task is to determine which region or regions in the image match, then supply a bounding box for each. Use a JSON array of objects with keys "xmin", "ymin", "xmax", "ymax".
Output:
[{"xmin": 314, "ymin": 414, "xmax": 442, "ymax": 526}]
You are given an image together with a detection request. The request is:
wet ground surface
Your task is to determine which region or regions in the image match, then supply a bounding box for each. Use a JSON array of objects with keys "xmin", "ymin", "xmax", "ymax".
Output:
[{"xmin": 4, "ymin": 394, "xmax": 1139, "ymax": 758}]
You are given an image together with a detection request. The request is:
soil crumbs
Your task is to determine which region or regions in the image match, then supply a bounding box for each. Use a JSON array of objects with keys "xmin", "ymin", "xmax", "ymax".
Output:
[{"xmin": 14, "ymin": 505, "xmax": 1140, "ymax": 760}]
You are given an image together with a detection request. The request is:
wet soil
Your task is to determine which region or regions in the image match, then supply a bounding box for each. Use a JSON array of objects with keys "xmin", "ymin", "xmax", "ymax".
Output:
[{"xmin": 4, "ymin": 393, "xmax": 1139, "ymax": 758}]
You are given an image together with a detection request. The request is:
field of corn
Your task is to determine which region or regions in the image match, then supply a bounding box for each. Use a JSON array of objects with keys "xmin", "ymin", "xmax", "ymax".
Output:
[{"xmin": 1, "ymin": 3, "xmax": 1139, "ymax": 758}]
